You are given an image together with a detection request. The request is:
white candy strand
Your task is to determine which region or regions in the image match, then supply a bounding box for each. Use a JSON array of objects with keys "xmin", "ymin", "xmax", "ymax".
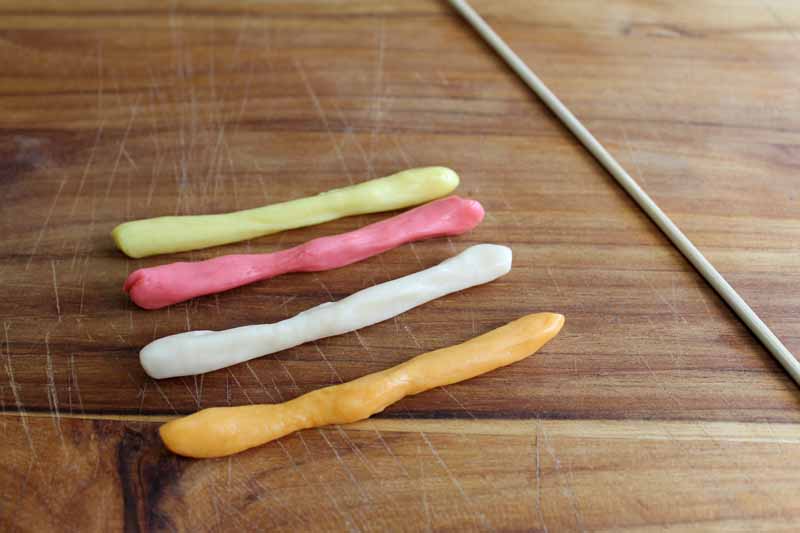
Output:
[{"xmin": 141, "ymin": 244, "xmax": 512, "ymax": 379}]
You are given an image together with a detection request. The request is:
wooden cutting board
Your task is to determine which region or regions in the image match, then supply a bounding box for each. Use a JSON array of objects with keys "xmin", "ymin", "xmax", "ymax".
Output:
[{"xmin": 3, "ymin": 1, "xmax": 800, "ymax": 530}]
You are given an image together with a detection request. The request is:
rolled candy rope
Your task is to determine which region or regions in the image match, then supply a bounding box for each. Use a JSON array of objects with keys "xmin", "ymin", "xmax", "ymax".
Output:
[
  {"xmin": 141, "ymin": 244, "xmax": 513, "ymax": 379},
  {"xmin": 160, "ymin": 312, "xmax": 565, "ymax": 458},
  {"xmin": 124, "ymin": 196, "xmax": 485, "ymax": 309},
  {"xmin": 112, "ymin": 166, "xmax": 460, "ymax": 258}
]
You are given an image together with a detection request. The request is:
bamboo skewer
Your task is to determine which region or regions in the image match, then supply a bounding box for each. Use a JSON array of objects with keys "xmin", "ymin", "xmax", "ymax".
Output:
[{"xmin": 448, "ymin": 0, "xmax": 800, "ymax": 387}]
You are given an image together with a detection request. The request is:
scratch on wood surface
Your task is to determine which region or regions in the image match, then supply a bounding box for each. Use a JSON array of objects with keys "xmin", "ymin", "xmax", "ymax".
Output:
[
  {"xmin": 121, "ymin": 146, "xmax": 138, "ymax": 170},
  {"xmin": 278, "ymin": 359, "xmax": 301, "ymax": 394},
  {"xmin": 69, "ymin": 39, "xmax": 105, "ymax": 216},
  {"xmin": 694, "ymin": 281, "xmax": 714, "ymax": 316},
  {"xmin": 541, "ymin": 426, "xmax": 586, "ymax": 532},
  {"xmin": 245, "ymin": 362, "xmax": 276, "ymax": 403},
  {"xmin": 408, "ymin": 241, "xmax": 423, "ymax": 266},
  {"xmin": 500, "ymin": 191, "xmax": 522, "ymax": 228},
  {"xmin": 534, "ymin": 423, "xmax": 549, "ymax": 533},
  {"xmin": 207, "ymin": 490, "xmax": 224, "ymax": 527},
  {"xmin": 294, "ymin": 59, "xmax": 354, "ymax": 184},
  {"xmin": 136, "ymin": 381, "xmax": 149, "ymax": 414},
  {"xmin": 762, "ymin": 419, "xmax": 789, "ymax": 461},
  {"xmin": 146, "ymin": 151, "xmax": 164, "ymax": 208},
  {"xmin": 145, "ymin": 67, "xmax": 164, "ymax": 207},
  {"xmin": 153, "ymin": 379, "xmax": 178, "ymax": 414},
  {"xmin": 108, "ymin": 322, "xmax": 128, "ymax": 346},
  {"xmin": 402, "ymin": 322, "xmax": 423, "ymax": 350},
  {"xmin": 4, "ymin": 323, "xmax": 34, "ymax": 455},
  {"xmin": 279, "ymin": 296, "xmax": 297, "ymax": 317},
  {"xmin": 185, "ymin": 51, "xmax": 199, "ymax": 172},
  {"xmin": 43, "ymin": 333, "xmax": 66, "ymax": 447},
  {"xmin": 692, "ymin": 422, "xmax": 779, "ymax": 515},
  {"xmin": 761, "ymin": 0, "xmax": 800, "ymax": 41},
  {"xmin": 468, "ymin": 305, "xmax": 477, "ymax": 336},
  {"xmin": 620, "ymin": 124, "xmax": 648, "ymax": 186},
  {"xmin": 249, "ymin": 474, "xmax": 305, "ymax": 531},
  {"xmin": 353, "ymin": 329, "xmax": 376, "ymax": 361},
  {"xmin": 12, "ymin": 459, "xmax": 36, "ymax": 529},
  {"xmin": 70, "ymin": 117, "xmax": 106, "ymax": 216},
  {"xmin": 227, "ymin": 368, "xmax": 254, "ymax": 405},
  {"xmin": 368, "ymin": 418, "xmax": 413, "ymax": 482},
  {"xmin": 180, "ymin": 377, "xmax": 200, "ymax": 409},
  {"xmin": 251, "ymin": 458, "xmax": 298, "ymax": 529},
  {"xmin": 280, "ymin": 436, "xmax": 354, "ymax": 532},
  {"xmin": 420, "ymin": 431, "xmax": 493, "ymax": 530},
  {"xmin": 183, "ymin": 303, "xmax": 192, "ymax": 331},
  {"xmin": 232, "ymin": 43, "xmax": 259, "ymax": 136},
  {"xmin": 440, "ymin": 386, "xmax": 476, "ymax": 420},
  {"xmin": 104, "ymin": 94, "xmax": 141, "ymax": 200},
  {"xmin": 368, "ymin": 17, "xmax": 387, "ymax": 167},
  {"xmin": 248, "ymin": 464, "xmax": 308, "ymax": 531},
  {"xmin": 26, "ymin": 177, "xmax": 67, "ymax": 271},
  {"xmin": 313, "ymin": 274, "xmax": 335, "ymax": 301},
  {"xmin": 319, "ymin": 428, "xmax": 373, "ymax": 505},
  {"xmin": 50, "ymin": 260, "xmax": 61, "ymax": 321},
  {"xmin": 76, "ymin": 194, "xmax": 97, "ymax": 288},
  {"xmin": 546, "ymin": 266, "xmax": 563, "ymax": 296},
  {"xmin": 335, "ymin": 426, "xmax": 380, "ymax": 479},
  {"xmin": 206, "ymin": 122, "xmax": 228, "ymax": 197},
  {"xmin": 416, "ymin": 443, "xmax": 433, "ymax": 532},
  {"xmin": 314, "ymin": 342, "xmax": 344, "ymax": 384},
  {"xmin": 266, "ymin": 371, "xmax": 286, "ymax": 404},
  {"xmin": 391, "ymin": 135, "xmax": 413, "ymax": 167},
  {"xmin": 333, "ymin": 101, "xmax": 374, "ymax": 178},
  {"xmin": 256, "ymin": 173, "xmax": 272, "ymax": 204},
  {"xmin": 636, "ymin": 352, "xmax": 682, "ymax": 409},
  {"xmin": 69, "ymin": 240, "xmax": 80, "ymax": 272},
  {"xmin": 641, "ymin": 315, "xmax": 680, "ymax": 406},
  {"xmin": 95, "ymin": 37, "xmax": 105, "ymax": 111},
  {"xmin": 221, "ymin": 136, "xmax": 239, "ymax": 207},
  {"xmin": 640, "ymin": 272, "xmax": 688, "ymax": 326},
  {"xmin": 68, "ymin": 354, "xmax": 85, "ymax": 415}
]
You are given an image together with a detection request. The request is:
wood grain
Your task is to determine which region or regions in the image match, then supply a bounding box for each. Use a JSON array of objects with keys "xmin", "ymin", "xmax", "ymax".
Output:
[
  {"xmin": 5, "ymin": 415, "xmax": 800, "ymax": 532},
  {"xmin": 2, "ymin": 0, "xmax": 800, "ymax": 530}
]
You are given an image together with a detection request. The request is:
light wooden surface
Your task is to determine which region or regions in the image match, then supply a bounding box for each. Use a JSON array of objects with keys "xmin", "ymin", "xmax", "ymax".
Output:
[{"xmin": 2, "ymin": 0, "xmax": 800, "ymax": 530}]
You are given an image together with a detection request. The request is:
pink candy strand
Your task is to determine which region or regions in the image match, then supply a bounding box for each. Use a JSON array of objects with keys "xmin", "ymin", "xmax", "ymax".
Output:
[{"xmin": 124, "ymin": 196, "xmax": 485, "ymax": 309}]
